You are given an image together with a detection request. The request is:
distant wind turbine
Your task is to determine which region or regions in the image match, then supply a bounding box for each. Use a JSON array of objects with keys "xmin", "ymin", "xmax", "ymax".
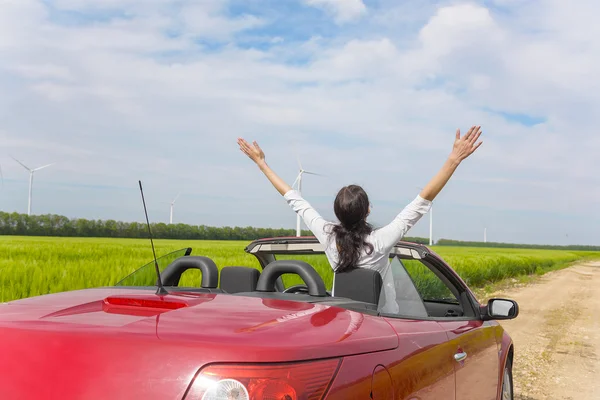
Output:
[
  {"xmin": 168, "ymin": 192, "xmax": 181, "ymax": 224},
  {"xmin": 483, "ymin": 218, "xmax": 488, "ymax": 244},
  {"xmin": 12, "ymin": 157, "xmax": 54, "ymax": 216},
  {"xmin": 292, "ymin": 155, "xmax": 324, "ymax": 237}
]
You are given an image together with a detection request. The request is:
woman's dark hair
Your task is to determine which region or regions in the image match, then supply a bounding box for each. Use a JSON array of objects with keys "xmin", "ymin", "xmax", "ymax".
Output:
[{"xmin": 331, "ymin": 185, "xmax": 374, "ymax": 272}]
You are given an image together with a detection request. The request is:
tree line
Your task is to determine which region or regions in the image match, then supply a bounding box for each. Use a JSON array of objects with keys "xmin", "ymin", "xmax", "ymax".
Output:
[
  {"xmin": 4, "ymin": 212, "xmax": 595, "ymax": 250},
  {"xmin": 0, "ymin": 211, "xmax": 431, "ymax": 243},
  {"xmin": 436, "ymin": 238, "xmax": 600, "ymax": 251}
]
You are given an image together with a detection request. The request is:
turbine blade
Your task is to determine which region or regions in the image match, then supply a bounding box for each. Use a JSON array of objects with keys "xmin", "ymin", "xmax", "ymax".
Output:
[
  {"xmin": 303, "ymin": 171, "xmax": 325, "ymax": 177},
  {"xmin": 173, "ymin": 192, "xmax": 181, "ymax": 204},
  {"xmin": 33, "ymin": 163, "xmax": 54, "ymax": 172},
  {"xmin": 11, "ymin": 157, "xmax": 31, "ymax": 172},
  {"xmin": 292, "ymin": 139, "xmax": 303, "ymax": 171}
]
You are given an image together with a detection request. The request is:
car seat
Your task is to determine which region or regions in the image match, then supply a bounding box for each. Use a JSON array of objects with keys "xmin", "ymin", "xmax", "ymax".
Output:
[
  {"xmin": 333, "ymin": 267, "xmax": 382, "ymax": 306},
  {"xmin": 220, "ymin": 266, "xmax": 261, "ymax": 294}
]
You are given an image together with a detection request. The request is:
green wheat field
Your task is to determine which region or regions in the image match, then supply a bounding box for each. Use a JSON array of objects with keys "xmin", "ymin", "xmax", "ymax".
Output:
[{"xmin": 1, "ymin": 236, "xmax": 599, "ymax": 303}]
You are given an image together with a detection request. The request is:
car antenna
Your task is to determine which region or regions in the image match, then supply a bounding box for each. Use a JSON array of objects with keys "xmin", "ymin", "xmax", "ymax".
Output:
[{"xmin": 139, "ymin": 180, "xmax": 168, "ymax": 296}]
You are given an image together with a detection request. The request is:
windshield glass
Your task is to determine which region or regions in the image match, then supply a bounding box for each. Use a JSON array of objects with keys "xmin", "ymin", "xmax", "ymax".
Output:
[
  {"xmin": 383, "ymin": 254, "xmax": 461, "ymax": 318},
  {"xmin": 382, "ymin": 255, "xmax": 429, "ymax": 317},
  {"xmin": 114, "ymin": 248, "xmax": 191, "ymax": 287}
]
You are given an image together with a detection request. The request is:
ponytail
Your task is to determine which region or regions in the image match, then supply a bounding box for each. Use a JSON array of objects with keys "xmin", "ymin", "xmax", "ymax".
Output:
[
  {"xmin": 332, "ymin": 221, "xmax": 374, "ymax": 272},
  {"xmin": 332, "ymin": 185, "xmax": 374, "ymax": 272}
]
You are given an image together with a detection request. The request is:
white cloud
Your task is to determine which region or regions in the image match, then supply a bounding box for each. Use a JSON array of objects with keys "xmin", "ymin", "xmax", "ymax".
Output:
[
  {"xmin": 180, "ymin": 4, "xmax": 265, "ymax": 39},
  {"xmin": 0, "ymin": 0, "xmax": 599, "ymax": 245},
  {"xmin": 419, "ymin": 4, "xmax": 502, "ymax": 57},
  {"xmin": 304, "ymin": 0, "xmax": 367, "ymax": 23}
]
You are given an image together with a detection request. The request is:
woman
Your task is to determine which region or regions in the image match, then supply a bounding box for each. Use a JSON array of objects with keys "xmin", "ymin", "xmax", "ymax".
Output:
[{"xmin": 237, "ymin": 126, "xmax": 482, "ymax": 313}]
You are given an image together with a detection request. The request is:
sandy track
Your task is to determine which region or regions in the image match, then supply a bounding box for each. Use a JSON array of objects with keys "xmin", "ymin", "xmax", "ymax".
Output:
[{"xmin": 492, "ymin": 261, "xmax": 600, "ymax": 400}]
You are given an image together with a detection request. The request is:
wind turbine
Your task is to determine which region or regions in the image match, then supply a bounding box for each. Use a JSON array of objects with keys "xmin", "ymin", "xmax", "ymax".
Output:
[
  {"xmin": 291, "ymin": 156, "xmax": 323, "ymax": 237},
  {"xmin": 168, "ymin": 192, "xmax": 181, "ymax": 224},
  {"xmin": 12, "ymin": 157, "xmax": 54, "ymax": 215},
  {"xmin": 482, "ymin": 217, "xmax": 488, "ymax": 244}
]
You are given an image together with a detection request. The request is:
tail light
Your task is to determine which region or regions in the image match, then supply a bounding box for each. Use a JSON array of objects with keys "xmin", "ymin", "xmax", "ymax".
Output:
[{"xmin": 185, "ymin": 359, "xmax": 341, "ymax": 400}]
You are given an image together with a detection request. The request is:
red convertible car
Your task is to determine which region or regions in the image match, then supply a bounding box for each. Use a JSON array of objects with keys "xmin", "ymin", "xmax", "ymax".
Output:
[{"xmin": 0, "ymin": 237, "xmax": 517, "ymax": 399}]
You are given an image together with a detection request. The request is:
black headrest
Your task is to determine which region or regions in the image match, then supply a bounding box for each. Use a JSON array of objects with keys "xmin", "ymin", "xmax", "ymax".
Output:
[
  {"xmin": 334, "ymin": 268, "xmax": 382, "ymax": 305},
  {"xmin": 257, "ymin": 260, "xmax": 327, "ymax": 297},
  {"xmin": 220, "ymin": 266, "xmax": 261, "ymax": 294},
  {"xmin": 161, "ymin": 256, "xmax": 219, "ymax": 288}
]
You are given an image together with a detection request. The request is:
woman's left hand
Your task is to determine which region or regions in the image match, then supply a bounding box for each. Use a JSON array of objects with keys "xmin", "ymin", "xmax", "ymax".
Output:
[{"xmin": 238, "ymin": 138, "xmax": 265, "ymax": 165}]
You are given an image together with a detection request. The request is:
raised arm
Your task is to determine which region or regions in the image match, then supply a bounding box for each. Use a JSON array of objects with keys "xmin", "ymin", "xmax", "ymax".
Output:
[
  {"xmin": 237, "ymin": 138, "xmax": 329, "ymax": 243},
  {"xmin": 374, "ymin": 126, "xmax": 483, "ymax": 250},
  {"xmin": 237, "ymin": 138, "xmax": 291, "ymax": 195},
  {"xmin": 419, "ymin": 125, "xmax": 483, "ymax": 201}
]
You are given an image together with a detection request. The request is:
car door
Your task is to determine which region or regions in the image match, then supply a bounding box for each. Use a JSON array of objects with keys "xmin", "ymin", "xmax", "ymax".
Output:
[
  {"xmin": 382, "ymin": 256, "xmax": 456, "ymax": 399},
  {"xmin": 395, "ymin": 256, "xmax": 499, "ymax": 400},
  {"xmin": 384, "ymin": 317, "xmax": 456, "ymax": 399},
  {"xmin": 436, "ymin": 319, "xmax": 499, "ymax": 400}
]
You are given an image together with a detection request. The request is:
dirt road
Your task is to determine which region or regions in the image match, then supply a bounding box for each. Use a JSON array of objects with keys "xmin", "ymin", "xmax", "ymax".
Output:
[{"xmin": 492, "ymin": 261, "xmax": 600, "ymax": 400}]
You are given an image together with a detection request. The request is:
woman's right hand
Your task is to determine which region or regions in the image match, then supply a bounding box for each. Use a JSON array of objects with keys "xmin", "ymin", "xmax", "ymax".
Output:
[
  {"xmin": 418, "ymin": 125, "xmax": 483, "ymax": 202},
  {"xmin": 450, "ymin": 125, "xmax": 483, "ymax": 163},
  {"xmin": 238, "ymin": 137, "xmax": 266, "ymax": 166}
]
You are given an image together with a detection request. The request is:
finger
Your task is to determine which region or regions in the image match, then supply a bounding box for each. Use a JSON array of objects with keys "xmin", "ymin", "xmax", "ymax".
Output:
[
  {"xmin": 239, "ymin": 143, "xmax": 251, "ymax": 155},
  {"xmin": 470, "ymin": 127, "xmax": 482, "ymax": 144},
  {"xmin": 455, "ymin": 128, "xmax": 460, "ymax": 140},
  {"xmin": 463, "ymin": 125, "xmax": 475, "ymax": 141},
  {"xmin": 471, "ymin": 141, "xmax": 483, "ymax": 153},
  {"xmin": 469, "ymin": 125, "xmax": 482, "ymax": 142},
  {"xmin": 469, "ymin": 129, "xmax": 482, "ymax": 145},
  {"xmin": 240, "ymin": 140, "xmax": 253, "ymax": 153},
  {"xmin": 238, "ymin": 138, "xmax": 251, "ymax": 149}
]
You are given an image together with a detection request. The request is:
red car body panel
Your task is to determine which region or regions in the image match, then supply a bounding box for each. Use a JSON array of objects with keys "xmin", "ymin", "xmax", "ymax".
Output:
[
  {"xmin": 0, "ymin": 289, "xmax": 399, "ymax": 399},
  {"xmin": 0, "ymin": 238, "xmax": 515, "ymax": 399}
]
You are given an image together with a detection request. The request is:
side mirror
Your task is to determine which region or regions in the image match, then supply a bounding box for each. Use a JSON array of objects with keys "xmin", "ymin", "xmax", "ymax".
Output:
[{"xmin": 482, "ymin": 298, "xmax": 519, "ymax": 320}]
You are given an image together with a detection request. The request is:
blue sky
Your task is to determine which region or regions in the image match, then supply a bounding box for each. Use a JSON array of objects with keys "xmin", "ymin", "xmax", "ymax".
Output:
[{"xmin": 1, "ymin": 0, "xmax": 599, "ymax": 245}]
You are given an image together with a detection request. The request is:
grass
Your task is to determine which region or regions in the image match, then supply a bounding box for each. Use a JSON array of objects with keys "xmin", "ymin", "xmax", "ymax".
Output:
[{"xmin": 1, "ymin": 236, "xmax": 599, "ymax": 303}]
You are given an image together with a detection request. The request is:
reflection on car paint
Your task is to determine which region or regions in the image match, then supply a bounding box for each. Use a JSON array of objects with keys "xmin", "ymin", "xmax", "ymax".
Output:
[{"xmin": 236, "ymin": 302, "xmax": 365, "ymax": 342}]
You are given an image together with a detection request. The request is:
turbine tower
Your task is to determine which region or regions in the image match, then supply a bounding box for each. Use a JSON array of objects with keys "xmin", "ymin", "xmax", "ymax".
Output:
[
  {"xmin": 169, "ymin": 192, "xmax": 181, "ymax": 224},
  {"xmin": 429, "ymin": 203, "xmax": 433, "ymax": 246},
  {"xmin": 291, "ymin": 156, "xmax": 323, "ymax": 237},
  {"xmin": 417, "ymin": 186, "xmax": 433, "ymax": 246},
  {"xmin": 12, "ymin": 157, "xmax": 54, "ymax": 215}
]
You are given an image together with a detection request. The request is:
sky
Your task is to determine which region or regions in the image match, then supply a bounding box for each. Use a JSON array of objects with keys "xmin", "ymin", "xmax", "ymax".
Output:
[{"xmin": 0, "ymin": 0, "xmax": 598, "ymax": 246}]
